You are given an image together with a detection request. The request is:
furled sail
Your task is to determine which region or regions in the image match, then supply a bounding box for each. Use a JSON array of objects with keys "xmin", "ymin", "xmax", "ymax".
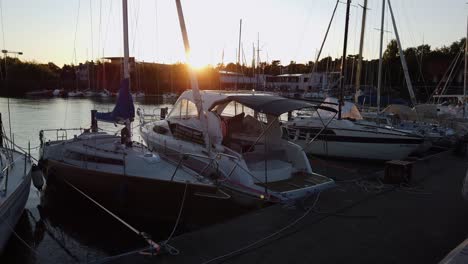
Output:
[{"xmin": 96, "ymin": 78, "xmax": 134, "ymax": 123}]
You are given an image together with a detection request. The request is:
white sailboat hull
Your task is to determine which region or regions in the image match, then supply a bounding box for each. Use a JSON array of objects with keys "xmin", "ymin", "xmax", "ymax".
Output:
[
  {"xmin": 297, "ymin": 139, "xmax": 419, "ymax": 160},
  {"xmin": 0, "ymin": 150, "xmax": 32, "ymax": 253},
  {"xmin": 286, "ymin": 117, "xmax": 424, "ymax": 161}
]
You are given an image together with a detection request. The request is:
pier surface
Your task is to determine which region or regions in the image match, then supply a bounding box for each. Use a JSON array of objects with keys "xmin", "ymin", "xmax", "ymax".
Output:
[
  {"xmin": 2, "ymin": 151, "xmax": 467, "ymax": 264},
  {"xmin": 117, "ymin": 151, "xmax": 468, "ymax": 264}
]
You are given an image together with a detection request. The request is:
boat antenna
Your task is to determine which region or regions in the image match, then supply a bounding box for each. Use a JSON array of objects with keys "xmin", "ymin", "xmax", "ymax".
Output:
[
  {"xmin": 338, "ymin": 0, "xmax": 352, "ymax": 119},
  {"xmin": 175, "ymin": 0, "xmax": 210, "ymax": 150}
]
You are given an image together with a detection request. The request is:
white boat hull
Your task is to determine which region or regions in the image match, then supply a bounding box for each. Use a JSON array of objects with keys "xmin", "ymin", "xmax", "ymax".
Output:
[
  {"xmin": 0, "ymin": 150, "xmax": 32, "ymax": 253},
  {"xmin": 297, "ymin": 139, "xmax": 420, "ymax": 161}
]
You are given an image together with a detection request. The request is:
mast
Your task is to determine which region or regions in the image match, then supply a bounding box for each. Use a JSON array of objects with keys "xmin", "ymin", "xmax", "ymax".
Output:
[
  {"xmin": 236, "ymin": 19, "xmax": 242, "ymax": 90},
  {"xmin": 338, "ymin": 0, "xmax": 352, "ymax": 120},
  {"xmin": 377, "ymin": 0, "xmax": 385, "ymax": 112},
  {"xmin": 122, "ymin": 0, "xmax": 130, "ymax": 79},
  {"xmin": 464, "ymin": 16, "xmax": 467, "ymax": 118},
  {"xmin": 387, "ymin": 0, "xmax": 417, "ymax": 106},
  {"xmin": 175, "ymin": 0, "xmax": 210, "ymax": 150},
  {"xmin": 257, "ymin": 32, "xmax": 260, "ymax": 90},
  {"xmin": 354, "ymin": 0, "xmax": 368, "ymax": 103}
]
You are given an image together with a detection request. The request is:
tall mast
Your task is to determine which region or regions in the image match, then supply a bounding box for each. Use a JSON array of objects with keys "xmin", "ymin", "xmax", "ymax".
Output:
[
  {"xmin": 464, "ymin": 16, "xmax": 467, "ymax": 118},
  {"xmin": 387, "ymin": 0, "xmax": 416, "ymax": 106},
  {"xmin": 377, "ymin": 0, "xmax": 385, "ymax": 112},
  {"xmin": 355, "ymin": 0, "xmax": 368, "ymax": 103},
  {"xmin": 339, "ymin": 0, "xmax": 352, "ymax": 120},
  {"xmin": 236, "ymin": 19, "xmax": 242, "ymax": 89},
  {"xmin": 122, "ymin": 0, "xmax": 130, "ymax": 79},
  {"xmin": 257, "ymin": 32, "xmax": 260, "ymax": 90},
  {"xmin": 175, "ymin": 0, "xmax": 210, "ymax": 150}
]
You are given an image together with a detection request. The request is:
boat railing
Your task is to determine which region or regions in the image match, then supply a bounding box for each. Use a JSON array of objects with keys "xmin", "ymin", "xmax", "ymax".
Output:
[
  {"xmin": 0, "ymin": 136, "xmax": 31, "ymax": 195},
  {"xmin": 39, "ymin": 128, "xmax": 85, "ymax": 145},
  {"xmin": 137, "ymin": 107, "xmax": 173, "ymax": 125}
]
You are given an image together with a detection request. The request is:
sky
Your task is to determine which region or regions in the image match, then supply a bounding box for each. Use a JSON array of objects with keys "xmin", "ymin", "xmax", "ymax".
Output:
[{"xmin": 0, "ymin": 0, "xmax": 466, "ymax": 67}]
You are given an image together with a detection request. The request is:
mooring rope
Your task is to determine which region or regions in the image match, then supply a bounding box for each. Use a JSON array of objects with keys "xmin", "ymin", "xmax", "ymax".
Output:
[
  {"xmin": 62, "ymin": 179, "xmax": 161, "ymax": 255},
  {"xmin": 0, "ymin": 213, "xmax": 41, "ymax": 260},
  {"xmin": 158, "ymin": 182, "xmax": 188, "ymax": 255}
]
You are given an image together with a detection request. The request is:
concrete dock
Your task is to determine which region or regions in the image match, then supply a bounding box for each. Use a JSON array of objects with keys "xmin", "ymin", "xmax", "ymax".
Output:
[{"xmin": 112, "ymin": 150, "xmax": 468, "ymax": 264}]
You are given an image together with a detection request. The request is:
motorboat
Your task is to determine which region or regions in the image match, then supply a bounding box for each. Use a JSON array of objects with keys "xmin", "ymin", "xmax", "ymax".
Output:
[
  {"xmin": 0, "ymin": 115, "xmax": 34, "ymax": 253},
  {"xmin": 132, "ymin": 91, "xmax": 145, "ymax": 99},
  {"xmin": 52, "ymin": 89, "xmax": 64, "ymax": 97},
  {"xmin": 98, "ymin": 89, "xmax": 112, "ymax": 98},
  {"xmin": 139, "ymin": 90, "xmax": 335, "ymax": 206},
  {"xmin": 25, "ymin": 89, "xmax": 53, "ymax": 98},
  {"xmin": 84, "ymin": 90, "xmax": 99, "ymax": 97},
  {"xmin": 67, "ymin": 90, "xmax": 84, "ymax": 98},
  {"xmin": 284, "ymin": 98, "xmax": 425, "ymax": 161},
  {"xmin": 162, "ymin": 92, "xmax": 178, "ymax": 100}
]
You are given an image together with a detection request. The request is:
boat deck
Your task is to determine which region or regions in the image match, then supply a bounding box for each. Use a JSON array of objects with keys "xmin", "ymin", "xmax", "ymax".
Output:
[{"xmin": 255, "ymin": 172, "xmax": 332, "ymax": 192}]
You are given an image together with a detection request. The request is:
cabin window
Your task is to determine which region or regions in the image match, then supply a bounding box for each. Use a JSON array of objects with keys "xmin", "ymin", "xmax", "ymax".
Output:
[{"xmin": 168, "ymin": 99, "xmax": 199, "ymax": 119}]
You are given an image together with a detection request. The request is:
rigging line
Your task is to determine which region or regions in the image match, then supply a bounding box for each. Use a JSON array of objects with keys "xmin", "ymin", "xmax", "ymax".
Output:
[
  {"xmin": 0, "ymin": 0, "xmax": 12, "ymax": 140},
  {"xmin": 102, "ymin": 0, "xmax": 113, "ymax": 54},
  {"xmin": 0, "ymin": 0, "xmax": 4, "ymax": 80},
  {"xmin": 89, "ymin": 0, "xmax": 94, "ymax": 61},
  {"xmin": 292, "ymin": 0, "xmax": 317, "ymax": 63},
  {"xmin": 131, "ymin": 0, "xmax": 141, "ymax": 54},
  {"xmin": 97, "ymin": 0, "xmax": 102, "ymax": 59},
  {"xmin": 154, "ymin": 0, "xmax": 159, "ymax": 61},
  {"xmin": 309, "ymin": 0, "xmax": 339, "ymax": 76},
  {"xmin": 72, "ymin": 0, "xmax": 81, "ymax": 64}
]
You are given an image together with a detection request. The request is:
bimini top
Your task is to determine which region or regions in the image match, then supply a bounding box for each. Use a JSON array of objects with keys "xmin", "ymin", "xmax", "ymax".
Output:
[
  {"xmin": 220, "ymin": 95, "xmax": 336, "ymax": 116},
  {"xmin": 173, "ymin": 90, "xmax": 336, "ymax": 117}
]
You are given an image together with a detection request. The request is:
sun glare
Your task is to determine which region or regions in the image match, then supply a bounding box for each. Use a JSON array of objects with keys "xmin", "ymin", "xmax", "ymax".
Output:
[{"xmin": 188, "ymin": 59, "xmax": 210, "ymax": 70}]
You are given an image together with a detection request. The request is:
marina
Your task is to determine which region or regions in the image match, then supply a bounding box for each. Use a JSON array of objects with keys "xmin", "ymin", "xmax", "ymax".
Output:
[{"xmin": 0, "ymin": 0, "xmax": 467, "ymax": 263}]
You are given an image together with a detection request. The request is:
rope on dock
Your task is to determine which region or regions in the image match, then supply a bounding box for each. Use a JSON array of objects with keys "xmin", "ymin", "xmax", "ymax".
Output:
[
  {"xmin": 201, "ymin": 192, "xmax": 322, "ymax": 264},
  {"xmin": 157, "ymin": 182, "xmax": 189, "ymax": 256}
]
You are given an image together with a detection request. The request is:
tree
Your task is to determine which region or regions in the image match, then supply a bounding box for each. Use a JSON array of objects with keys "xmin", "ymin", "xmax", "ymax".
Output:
[{"xmin": 383, "ymin": 39, "xmax": 399, "ymax": 61}]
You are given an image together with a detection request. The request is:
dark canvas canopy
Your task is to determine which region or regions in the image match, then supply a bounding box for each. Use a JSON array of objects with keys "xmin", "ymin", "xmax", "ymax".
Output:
[{"xmin": 213, "ymin": 95, "xmax": 337, "ymax": 116}]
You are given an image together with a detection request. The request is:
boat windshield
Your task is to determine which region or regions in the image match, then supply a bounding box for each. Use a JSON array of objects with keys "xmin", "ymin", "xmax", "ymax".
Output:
[{"xmin": 167, "ymin": 98, "xmax": 199, "ymax": 120}]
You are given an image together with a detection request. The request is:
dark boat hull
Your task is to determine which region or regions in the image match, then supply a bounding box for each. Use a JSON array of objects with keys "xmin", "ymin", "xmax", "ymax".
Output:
[{"xmin": 40, "ymin": 159, "xmax": 235, "ymax": 225}]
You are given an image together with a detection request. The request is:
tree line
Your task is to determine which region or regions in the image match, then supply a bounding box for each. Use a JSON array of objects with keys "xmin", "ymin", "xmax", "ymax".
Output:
[{"xmin": 0, "ymin": 37, "xmax": 465, "ymax": 101}]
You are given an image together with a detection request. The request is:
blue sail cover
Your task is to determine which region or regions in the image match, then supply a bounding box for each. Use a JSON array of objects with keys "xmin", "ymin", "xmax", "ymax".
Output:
[{"xmin": 96, "ymin": 78, "xmax": 135, "ymax": 123}]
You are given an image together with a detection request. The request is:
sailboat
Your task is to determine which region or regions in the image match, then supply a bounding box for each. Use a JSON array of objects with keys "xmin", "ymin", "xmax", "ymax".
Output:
[
  {"xmin": 284, "ymin": 0, "xmax": 425, "ymax": 161},
  {"xmin": 139, "ymin": 0, "xmax": 334, "ymax": 206},
  {"xmin": 284, "ymin": 98, "xmax": 425, "ymax": 160},
  {"xmin": 0, "ymin": 114, "xmax": 34, "ymax": 253},
  {"xmin": 38, "ymin": 0, "xmax": 227, "ymax": 222}
]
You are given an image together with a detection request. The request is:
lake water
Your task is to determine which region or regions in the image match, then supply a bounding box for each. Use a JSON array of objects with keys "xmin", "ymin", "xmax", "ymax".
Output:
[{"xmin": 0, "ymin": 96, "xmax": 186, "ymax": 264}]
